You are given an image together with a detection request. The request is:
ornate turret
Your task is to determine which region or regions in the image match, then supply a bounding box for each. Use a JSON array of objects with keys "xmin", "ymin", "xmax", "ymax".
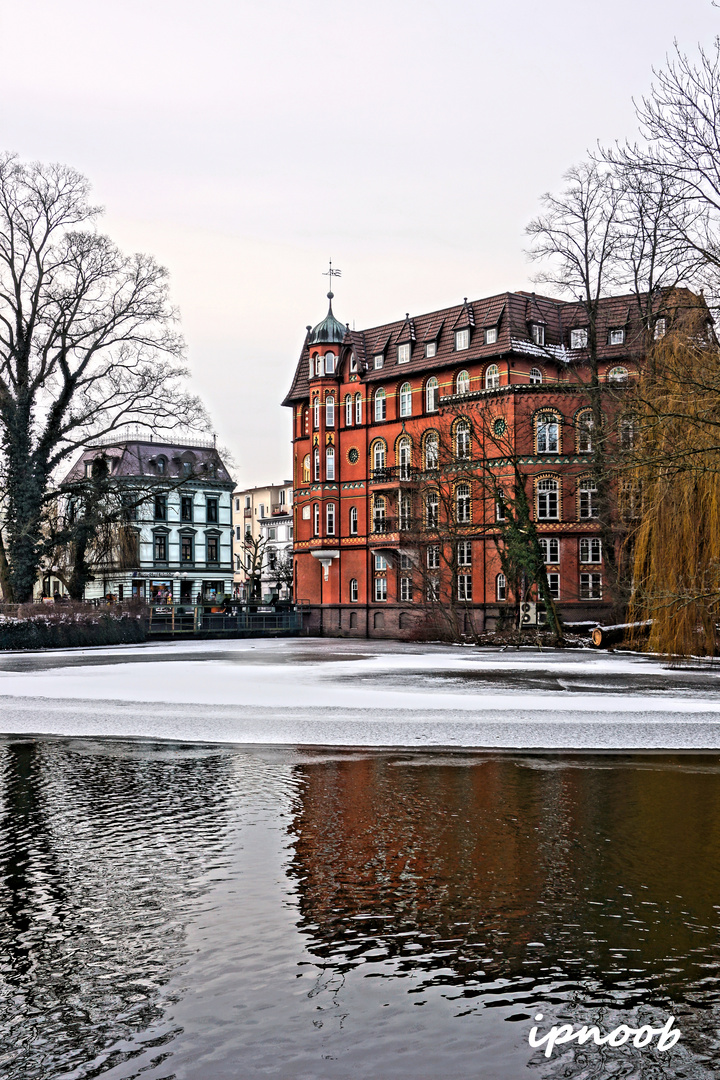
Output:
[{"xmin": 307, "ymin": 291, "xmax": 346, "ymax": 346}]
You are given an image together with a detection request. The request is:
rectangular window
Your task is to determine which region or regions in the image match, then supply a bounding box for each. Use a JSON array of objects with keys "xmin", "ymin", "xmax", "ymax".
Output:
[
  {"xmin": 455, "ymin": 328, "xmax": 469, "ymax": 351},
  {"xmin": 400, "ymin": 553, "xmax": 412, "ymax": 569},
  {"xmin": 268, "ymin": 527, "xmax": 276, "ymax": 539},
  {"xmin": 398, "ymin": 343, "xmax": 411, "ymax": 364},
  {"xmin": 654, "ymin": 317, "xmax": 667, "ymax": 339},
  {"xmin": 374, "ymin": 576, "xmax": 387, "ymax": 602},
  {"xmin": 457, "ymin": 574, "xmax": 472, "ymax": 601},
  {"xmin": 546, "ymin": 572, "xmax": 560, "ymax": 599},
  {"xmin": 207, "ymin": 536, "xmax": 219, "ymax": 563},
  {"xmin": 571, "ymin": 328, "xmax": 588, "ymax": 349},
  {"xmin": 580, "ymin": 573, "xmax": 602, "ymax": 599},
  {"xmin": 154, "ymin": 533, "xmax": 167, "ymax": 561},
  {"xmin": 496, "ymin": 493, "xmax": 506, "ymax": 521},
  {"xmin": 485, "ymin": 327, "xmax": 498, "ymax": 345},
  {"xmin": 539, "ymin": 537, "xmax": 560, "ymax": 563},
  {"xmin": 235, "ymin": 525, "xmax": 242, "ymax": 541},
  {"xmin": 350, "ymin": 579, "xmax": 359, "ymax": 602},
  {"xmin": 579, "ymin": 483, "xmax": 598, "ymax": 519},
  {"xmin": 427, "ymin": 545, "xmax": 440, "ymax": 569},
  {"xmin": 400, "ymin": 576, "xmax": 412, "ymax": 601},
  {"xmin": 154, "ymin": 495, "xmax": 166, "ymax": 521},
  {"xmin": 245, "ymin": 496, "xmax": 251, "ymax": 509},
  {"xmin": 206, "ymin": 498, "xmax": 219, "ymax": 523},
  {"xmin": 374, "ymin": 553, "xmax": 387, "ymax": 571},
  {"xmin": 609, "ymin": 328, "xmax": 625, "ymax": 345},
  {"xmin": 425, "ymin": 342, "xmax": 437, "ymax": 358},
  {"xmin": 426, "ymin": 577, "xmax": 440, "ymax": 602},
  {"xmin": 531, "ymin": 324, "xmax": 545, "ymax": 346},
  {"xmin": 235, "ymin": 498, "xmax": 240, "ymax": 512},
  {"xmin": 457, "ymin": 540, "xmax": 472, "ymax": 566},
  {"xmin": 326, "ymin": 504, "xmax": 335, "ymax": 536},
  {"xmin": 181, "ymin": 495, "xmax": 193, "ymax": 522},
  {"xmin": 374, "ymin": 353, "xmax": 384, "ymax": 369},
  {"xmin": 181, "ymin": 535, "xmax": 193, "ymax": 563},
  {"xmin": 279, "ymin": 490, "xmax": 286, "ymax": 504},
  {"xmin": 579, "ymin": 537, "xmax": 602, "ymax": 564}
]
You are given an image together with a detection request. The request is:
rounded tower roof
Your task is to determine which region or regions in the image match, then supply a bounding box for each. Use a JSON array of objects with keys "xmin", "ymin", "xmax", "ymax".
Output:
[{"xmin": 307, "ymin": 292, "xmax": 346, "ymax": 346}]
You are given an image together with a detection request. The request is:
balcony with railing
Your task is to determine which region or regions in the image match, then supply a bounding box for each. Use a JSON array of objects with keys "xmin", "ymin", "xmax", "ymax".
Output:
[{"xmin": 369, "ymin": 466, "xmax": 416, "ymax": 486}]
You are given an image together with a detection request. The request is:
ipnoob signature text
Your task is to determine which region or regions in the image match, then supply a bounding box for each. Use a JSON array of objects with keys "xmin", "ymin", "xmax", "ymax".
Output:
[{"xmin": 529, "ymin": 1013, "xmax": 681, "ymax": 1058}]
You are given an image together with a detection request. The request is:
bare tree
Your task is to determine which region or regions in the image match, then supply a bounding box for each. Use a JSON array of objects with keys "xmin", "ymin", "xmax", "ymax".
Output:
[{"xmin": 0, "ymin": 154, "xmax": 207, "ymax": 601}]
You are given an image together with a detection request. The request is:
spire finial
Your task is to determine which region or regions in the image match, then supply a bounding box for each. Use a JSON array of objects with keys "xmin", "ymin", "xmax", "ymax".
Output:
[{"xmin": 323, "ymin": 259, "xmax": 342, "ymax": 308}]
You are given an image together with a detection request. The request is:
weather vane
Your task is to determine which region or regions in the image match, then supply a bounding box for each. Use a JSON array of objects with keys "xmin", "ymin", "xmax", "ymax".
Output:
[{"xmin": 323, "ymin": 259, "xmax": 342, "ymax": 295}]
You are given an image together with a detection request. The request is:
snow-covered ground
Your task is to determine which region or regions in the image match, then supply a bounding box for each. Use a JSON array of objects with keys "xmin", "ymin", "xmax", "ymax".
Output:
[{"xmin": 2, "ymin": 638, "xmax": 720, "ymax": 749}]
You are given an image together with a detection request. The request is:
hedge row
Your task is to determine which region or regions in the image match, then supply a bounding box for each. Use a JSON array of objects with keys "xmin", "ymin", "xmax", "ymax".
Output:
[{"xmin": 0, "ymin": 613, "xmax": 147, "ymax": 651}]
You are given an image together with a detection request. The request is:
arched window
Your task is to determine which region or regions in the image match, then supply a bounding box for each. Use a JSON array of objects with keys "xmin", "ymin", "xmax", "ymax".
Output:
[
  {"xmin": 496, "ymin": 573, "xmax": 507, "ymax": 601},
  {"xmin": 372, "ymin": 440, "xmax": 386, "ymax": 471},
  {"xmin": 579, "ymin": 478, "xmax": 598, "ymax": 519},
  {"xmin": 425, "ymin": 490, "xmax": 439, "ymax": 529},
  {"xmin": 576, "ymin": 410, "xmax": 593, "ymax": 453},
  {"xmin": 375, "ymin": 387, "xmax": 386, "ymax": 421},
  {"xmin": 350, "ymin": 578, "xmax": 359, "ymax": 602},
  {"xmin": 620, "ymin": 416, "xmax": 636, "ymax": 450},
  {"xmin": 312, "ymin": 503, "xmax": 320, "ymax": 536},
  {"xmin": 325, "ymin": 395, "xmax": 335, "ymax": 427},
  {"xmin": 326, "ymin": 502, "xmax": 335, "ymax": 535},
  {"xmin": 313, "ymin": 396, "xmax": 320, "ymax": 429},
  {"xmin": 456, "ymin": 483, "xmax": 471, "ymax": 523},
  {"xmin": 373, "ymin": 496, "xmax": 386, "ymax": 533},
  {"xmin": 456, "ymin": 369, "xmax": 470, "ymax": 394},
  {"xmin": 355, "ymin": 392, "xmax": 362, "ymax": 424},
  {"xmin": 399, "ymin": 381, "xmax": 412, "ymax": 417},
  {"xmin": 345, "ymin": 394, "xmax": 352, "ymax": 426},
  {"xmin": 315, "ymin": 355, "xmax": 323, "ymax": 376},
  {"xmin": 156, "ymin": 456, "xmax": 166, "ymax": 475},
  {"xmin": 326, "ymin": 445, "xmax": 335, "ymax": 480},
  {"xmin": 455, "ymin": 419, "xmax": 471, "ymax": 459},
  {"xmin": 536, "ymin": 478, "xmax": 559, "ymax": 520},
  {"xmin": 302, "ymin": 455, "xmax": 310, "ymax": 483},
  {"xmin": 424, "ymin": 431, "xmax": 439, "ymax": 471},
  {"xmin": 398, "ymin": 436, "xmax": 411, "ymax": 479},
  {"xmin": 608, "ymin": 366, "xmax": 629, "ymax": 384},
  {"xmin": 485, "ymin": 364, "xmax": 500, "ymax": 389},
  {"xmin": 324, "ymin": 351, "xmax": 335, "ymax": 373},
  {"xmin": 313, "ymin": 447, "xmax": 320, "ymax": 481},
  {"xmin": 529, "ymin": 367, "xmax": 542, "ymax": 385},
  {"xmin": 536, "ymin": 412, "xmax": 560, "ymax": 453},
  {"xmin": 349, "ymin": 506, "xmax": 358, "ymax": 535},
  {"xmin": 399, "ymin": 491, "xmax": 411, "ymax": 530},
  {"xmin": 425, "ymin": 377, "xmax": 439, "ymax": 412}
]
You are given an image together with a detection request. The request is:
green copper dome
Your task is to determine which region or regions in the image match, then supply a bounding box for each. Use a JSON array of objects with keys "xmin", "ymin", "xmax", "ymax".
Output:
[{"xmin": 307, "ymin": 292, "xmax": 346, "ymax": 345}]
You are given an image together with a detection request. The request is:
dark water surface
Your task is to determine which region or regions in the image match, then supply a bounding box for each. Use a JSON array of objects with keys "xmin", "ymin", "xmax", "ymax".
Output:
[{"xmin": 1, "ymin": 738, "xmax": 720, "ymax": 1079}]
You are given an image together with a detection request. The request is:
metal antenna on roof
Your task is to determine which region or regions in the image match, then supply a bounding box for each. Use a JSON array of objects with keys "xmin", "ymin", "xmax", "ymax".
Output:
[{"xmin": 323, "ymin": 259, "xmax": 342, "ymax": 302}]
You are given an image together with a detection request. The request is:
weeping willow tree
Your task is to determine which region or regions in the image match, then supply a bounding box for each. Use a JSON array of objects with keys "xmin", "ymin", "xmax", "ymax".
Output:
[{"xmin": 627, "ymin": 304, "xmax": 720, "ymax": 655}]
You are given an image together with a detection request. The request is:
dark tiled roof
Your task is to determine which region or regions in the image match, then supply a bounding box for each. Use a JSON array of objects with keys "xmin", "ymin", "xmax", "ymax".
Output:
[
  {"xmin": 282, "ymin": 287, "xmax": 700, "ymax": 405},
  {"xmin": 61, "ymin": 441, "xmax": 234, "ymax": 485}
]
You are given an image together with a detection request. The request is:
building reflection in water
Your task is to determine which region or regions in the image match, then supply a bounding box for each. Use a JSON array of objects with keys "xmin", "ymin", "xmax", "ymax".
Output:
[
  {"xmin": 0, "ymin": 737, "xmax": 234, "ymax": 1080},
  {"xmin": 287, "ymin": 752, "xmax": 720, "ymax": 1074}
]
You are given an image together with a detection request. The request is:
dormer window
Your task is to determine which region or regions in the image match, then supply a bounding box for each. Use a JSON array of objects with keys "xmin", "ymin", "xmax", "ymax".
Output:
[
  {"xmin": 654, "ymin": 318, "xmax": 667, "ymax": 340},
  {"xmin": 398, "ymin": 343, "xmax": 411, "ymax": 364},
  {"xmin": 156, "ymin": 456, "xmax": 167, "ymax": 475},
  {"xmin": 530, "ymin": 324, "xmax": 545, "ymax": 347},
  {"xmin": 571, "ymin": 328, "xmax": 588, "ymax": 349},
  {"xmin": 484, "ymin": 327, "xmax": 498, "ymax": 345},
  {"xmin": 609, "ymin": 328, "xmax": 625, "ymax": 346},
  {"xmin": 425, "ymin": 342, "xmax": 437, "ymax": 358},
  {"xmin": 350, "ymin": 353, "xmax": 358, "ymax": 372},
  {"xmin": 455, "ymin": 329, "xmax": 470, "ymax": 351},
  {"xmin": 374, "ymin": 353, "xmax": 384, "ymax": 369},
  {"xmin": 84, "ymin": 461, "xmax": 93, "ymax": 478}
]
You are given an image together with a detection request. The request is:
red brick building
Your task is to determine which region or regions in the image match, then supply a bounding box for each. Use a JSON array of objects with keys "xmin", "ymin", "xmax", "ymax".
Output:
[{"xmin": 283, "ymin": 288, "xmax": 651, "ymax": 638}]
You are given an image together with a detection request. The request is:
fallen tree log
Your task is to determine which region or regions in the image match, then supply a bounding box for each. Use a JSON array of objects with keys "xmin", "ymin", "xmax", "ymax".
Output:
[{"xmin": 591, "ymin": 621, "xmax": 652, "ymax": 648}]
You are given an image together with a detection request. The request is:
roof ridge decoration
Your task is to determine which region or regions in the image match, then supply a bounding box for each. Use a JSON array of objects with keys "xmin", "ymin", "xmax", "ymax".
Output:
[
  {"xmin": 452, "ymin": 297, "xmax": 476, "ymax": 331},
  {"xmin": 525, "ymin": 294, "xmax": 547, "ymax": 325},
  {"xmin": 422, "ymin": 315, "xmax": 444, "ymax": 342},
  {"xmin": 396, "ymin": 313, "xmax": 416, "ymax": 344},
  {"xmin": 482, "ymin": 298, "xmax": 506, "ymax": 327}
]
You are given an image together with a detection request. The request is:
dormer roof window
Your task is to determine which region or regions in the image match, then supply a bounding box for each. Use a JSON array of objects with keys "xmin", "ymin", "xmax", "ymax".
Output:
[
  {"xmin": 397, "ymin": 342, "xmax": 411, "ymax": 364},
  {"xmin": 425, "ymin": 342, "xmax": 437, "ymax": 358},
  {"xmin": 484, "ymin": 327, "xmax": 498, "ymax": 345},
  {"xmin": 571, "ymin": 328, "xmax": 588, "ymax": 349},
  {"xmin": 374, "ymin": 353, "xmax": 384, "ymax": 369},
  {"xmin": 455, "ymin": 328, "xmax": 470, "ymax": 351},
  {"xmin": 530, "ymin": 324, "xmax": 545, "ymax": 347},
  {"xmin": 654, "ymin": 318, "xmax": 667, "ymax": 340},
  {"xmin": 609, "ymin": 327, "xmax": 625, "ymax": 345}
]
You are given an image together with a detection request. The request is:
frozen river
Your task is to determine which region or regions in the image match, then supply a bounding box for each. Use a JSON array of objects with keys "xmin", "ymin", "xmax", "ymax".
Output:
[{"xmin": 2, "ymin": 638, "xmax": 720, "ymax": 749}]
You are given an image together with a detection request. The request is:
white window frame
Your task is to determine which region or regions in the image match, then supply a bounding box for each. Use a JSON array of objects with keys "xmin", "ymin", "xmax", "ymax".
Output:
[
  {"xmin": 457, "ymin": 540, "xmax": 472, "ymax": 566},
  {"xmin": 457, "ymin": 574, "xmax": 472, "ymax": 601},
  {"xmin": 531, "ymin": 323, "xmax": 545, "ymax": 346},
  {"xmin": 400, "ymin": 576, "xmax": 412, "ymax": 602},
  {"xmin": 456, "ymin": 369, "xmax": 470, "ymax": 394},
  {"xmin": 580, "ymin": 573, "xmax": 603, "ymax": 599},
  {"xmin": 312, "ymin": 503, "xmax": 319, "ymax": 536},
  {"xmin": 424, "ymin": 433, "xmax": 439, "ymax": 470},
  {"xmin": 425, "ymin": 341, "xmax": 437, "ymax": 358},
  {"xmin": 325, "ymin": 395, "xmax": 334, "ymax": 427},
  {"xmin": 456, "ymin": 484, "xmax": 471, "ymax": 523},
  {"xmin": 455, "ymin": 328, "xmax": 470, "ymax": 351},
  {"xmin": 350, "ymin": 578, "xmax": 359, "ymax": 602},
  {"xmin": 326, "ymin": 446, "xmax": 335, "ymax": 481},
  {"xmin": 539, "ymin": 537, "xmax": 560, "ymax": 563},
  {"xmin": 427, "ymin": 544, "xmax": 440, "ymax": 569},
  {"xmin": 571, "ymin": 328, "xmax": 588, "ymax": 349},
  {"xmin": 355, "ymin": 393, "xmax": 362, "ymax": 424},
  {"xmin": 374, "ymin": 353, "xmax": 384, "ymax": 369},
  {"xmin": 536, "ymin": 413, "xmax": 559, "ymax": 453},
  {"xmin": 537, "ymin": 478, "xmax": 559, "ymax": 520},
  {"xmin": 529, "ymin": 367, "xmax": 542, "ymax": 385},
  {"xmin": 349, "ymin": 506, "xmax": 358, "ymax": 536},
  {"xmin": 579, "ymin": 537, "xmax": 602, "ymax": 564},
  {"xmin": 485, "ymin": 364, "xmax": 500, "ymax": 390},
  {"xmin": 425, "ymin": 377, "xmax": 439, "ymax": 413},
  {"xmin": 345, "ymin": 395, "xmax": 353, "ymax": 426},
  {"xmin": 399, "ymin": 382, "xmax": 412, "ymax": 418},
  {"xmin": 485, "ymin": 326, "xmax": 498, "ymax": 345},
  {"xmin": 374, "ymin": 576, "xmax": 387, "ymax": 602},
  {"xmin": 609, "ymin": 328, "xmax": 625, "ymax": 346},
  {"xmin": 398, "ymin": 342, "xmax": 411, "ymax": 364},
  {"xmin": 374, "ymin": 388, "xmax": 386, "ymax": 421},
  {"xmin": 579, "ymin": 479, "xmax": 598, "ymax": 519},
  {"xmin": 313, "ymin": 447, "xmax": 320, "ymax": 482},
  {"xmin": 496, "ymin": 573, "xmax": 507, "ymax": 601},
  {"xmin": 546, "ymin": 572, "xmax": 560, "ymax": 600},
  {"xmin": 326, "ymin": 503, "xmax": 335, "ymax": 535}
]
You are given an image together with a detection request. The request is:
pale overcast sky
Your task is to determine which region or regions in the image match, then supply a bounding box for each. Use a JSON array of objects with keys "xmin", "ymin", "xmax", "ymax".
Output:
[{"xmin": 1, "ymin": 0, "xmax": 718, "ymax": 486}]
